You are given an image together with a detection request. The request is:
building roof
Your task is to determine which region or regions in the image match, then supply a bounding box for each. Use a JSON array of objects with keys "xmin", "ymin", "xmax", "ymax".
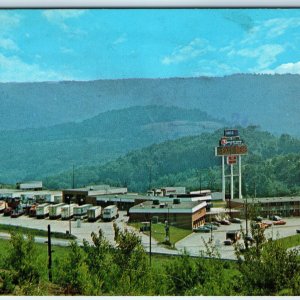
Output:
[
  {"xmin": 129, "ymin": 200, "xmax": 206, "ymax": 214},
  {"xmin": 231, "ymin": 197, "xmax": 300, "ymax": 204}
]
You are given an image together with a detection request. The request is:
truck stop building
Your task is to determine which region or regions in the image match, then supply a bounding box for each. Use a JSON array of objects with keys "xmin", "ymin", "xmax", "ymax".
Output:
[{"xmin": 128, "ymin": 200, "xmax": 207, "ymax": 229}]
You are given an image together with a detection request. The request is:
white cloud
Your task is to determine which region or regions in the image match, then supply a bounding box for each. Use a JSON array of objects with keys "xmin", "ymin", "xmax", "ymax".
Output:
[
  {"xmin": 0, "ymin": 38, "xmax": 19, "ymax": 51},
  {"xmin": 43, "ymin": 10, "xmax": 86, "ymax": 22},
  {"xmin": 264, "ymin": 18, "xmax": 300, "ymax": 38},
  {"xmin": 240, "ymin": 17, "xmax": 300, "ymax": 46},
  {"xmin": 193, "ymin": 59, "xmax": 240, "ymax": 77},
  {"xmin": 0, "ymin": 12, "xmax": 20, "ymax": 30},
  {"xmin": 60, "ymin": 47, "xmax": 74, "ymax": 54},
  {"xmin": 232, "ymin": 44, "xmax": 284, "ymax": 70},
  {"xmin": 262, "ymin": 61, "xmax": 300, "ymax": 75},
  {"xmin": 42, "ymin": 10, "xmax": 86, "ymax": 32},
  {"xmin": 162, "ymin": 38, "xmax": 214, "ymax": 65},
  {"xmin": 113, "ymin": 34, "xmax": 127, "ymax": 45},
  {"xmin": 0, "ymin": 54, "xmax": 70, "ymax": 82}
]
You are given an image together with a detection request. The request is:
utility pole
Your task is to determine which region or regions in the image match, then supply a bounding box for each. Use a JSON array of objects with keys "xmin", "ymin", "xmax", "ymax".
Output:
[
  {"xmin": 47, "ymin": 224, "xmax": 52, "ymax": 282},
  {"xmin": 72, "ymin": 164, "xmax": 75, "ymax": 189},
  {"xmin": 148, "ymin": 164, "xmax": 152, "ymax": 190},
  {"xmin": 149, "ymin": 219, "xmax": 152, "ymax": 266},
  {"xmin": 245, "ymin": 197, "xmax": 248, "ymax": 249}
]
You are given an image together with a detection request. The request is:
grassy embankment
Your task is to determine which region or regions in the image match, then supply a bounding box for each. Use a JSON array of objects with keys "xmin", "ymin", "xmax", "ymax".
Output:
[
  {"xmin": 129, "ymin": 222, "xmax": 192, "ymax": 248},
  {"xmin": 0, "ymin": 224, "xmax": 76, "ymax": 240}
]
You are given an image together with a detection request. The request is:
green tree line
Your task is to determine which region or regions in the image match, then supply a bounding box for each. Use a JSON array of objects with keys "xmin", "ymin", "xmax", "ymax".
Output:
[
  {"xmin": 43, "ymin": 126, "xmax": 300, "ymax": 197},
  {"xmin": 0, "ymin": 223, "xmax": 299, "ymax": 296}
]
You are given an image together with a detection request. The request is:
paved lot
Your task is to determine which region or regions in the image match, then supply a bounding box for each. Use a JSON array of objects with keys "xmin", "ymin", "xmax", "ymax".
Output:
[
  {"xmin": 0, "ymin": 213, "xmax": 299, "ymax": 259},
  {"xmin": 0, "ymin": 212, "xmax": 130, "ymax": 245},
  {"xmin": 175, "ymin": 217, "xmax": 300, "ymax": 259}
]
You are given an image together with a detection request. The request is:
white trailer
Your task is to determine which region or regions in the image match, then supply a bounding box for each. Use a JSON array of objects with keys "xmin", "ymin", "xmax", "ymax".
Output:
[
  {"xmin": 73, "ymin": 204, "xmax": 93, "ymax": 220},
  {"xmin": 102, "ymin": 205, "xmax": 118, "ymax": 221},
  {"xmin": 87, "ymin": 206, "xmax": 102, "ymax": 222},
  {"xmin": 49, "ymin": 203, "xmax": 65, "ymax": 219},
  {"xmin": 61, "ymin": 203, "xmax": 78, "ymax": 220},
  {"xmin": 36, "ymin": 203, "xmax": 50, "ymax": 219}
]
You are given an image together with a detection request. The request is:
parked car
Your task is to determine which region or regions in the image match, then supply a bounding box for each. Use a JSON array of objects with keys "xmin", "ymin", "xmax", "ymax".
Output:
[
  {"xmin": 211, "ymin": 221, "xmax": 221, "ymax": 227},
  {"xmin": 270, "ymin": 215, "xmax": 282, "ymax": 221},
  {"xmin": 273, "ymin": 220, "xmax": 286, "ymax": 225},
  {"xmin": 254, "ymin": 216, "xmax": 263, "ymax": 222},
  {"xmin": 224, "ymin": 239, "xmax": 233, "ymax": 245},
  {"xmin": 255, "ymin": 222, "xmax": 269, "ymax": 229},
  {"xmin": 230, "ymin": 218, "xmax": 241, "ymax": 224},
  {"xmin": 205, "ymin": 223, "xmax": 218, "ymax": 230},
  {"xmin": 220, "ymin": 219, "xmax": 231, "ymax": 225},
  {"xmin": 193, "ymin": 226, "xmax": 210, "ymax": 233},
  {"xmin": 296, "ymin": 229, "xmax": 300, "ymax": 234},
  {"xmin": 262, "ymin": 221, "xmax": 272, "ymax": 228}
]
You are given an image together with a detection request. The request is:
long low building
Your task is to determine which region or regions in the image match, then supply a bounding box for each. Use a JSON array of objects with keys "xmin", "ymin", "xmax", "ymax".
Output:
[
  {"xmin": 129, "ymin": 199, "xmax": 207, "ymax": 229},
  {"xmin": 230, "ymin": 197, "xmax": 300, "ymax": 217},
  {"xmin": 62, "ymin": 185, "xmax": 128, "ymax": 205}
]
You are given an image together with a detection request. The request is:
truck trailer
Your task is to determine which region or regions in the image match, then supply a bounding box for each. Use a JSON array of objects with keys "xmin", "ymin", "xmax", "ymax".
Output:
[
  {"xmin": 73, "ymin": 204, "xmax": 93, "ymax": 220},
  {"xmin": 49, "ymin": 203, "xmax": 65, "ymax": 219},
  {"xmin": 36, "ymin": 203, "xmax": 50, "ymax": 219},
  {"xmin": 87, "ymin": 206, "xmax": 102, "ymax": 222},
  {"xmin": 102, "ymin": 205, "xmax": 118, "ymax": 221},
  {"xmin": 61, "ymin": 203, "xmax": 78, "ymax": 220}
]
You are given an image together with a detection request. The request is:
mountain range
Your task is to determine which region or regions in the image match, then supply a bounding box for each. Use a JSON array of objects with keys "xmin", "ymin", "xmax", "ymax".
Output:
[
  {"xmin": 0, "ymin": 105, "xmax": 226, "ymax": 183},
  {"xmin": 0, "ymin": 74, "xmax": 299, "ymax": 136}
]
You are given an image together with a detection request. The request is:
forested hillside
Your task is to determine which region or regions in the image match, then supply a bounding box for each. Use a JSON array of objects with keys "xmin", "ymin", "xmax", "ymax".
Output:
[
  {"xmin": 0, "ymin": 105, "xmax": 225, "ymax": 183},
  {"xmin": 0, "ymin": 74, "xmax": 300, "ymax": 137},
  {"xmin": 43, "ymin": 126, "xmax": 300, "ymax": 197}
]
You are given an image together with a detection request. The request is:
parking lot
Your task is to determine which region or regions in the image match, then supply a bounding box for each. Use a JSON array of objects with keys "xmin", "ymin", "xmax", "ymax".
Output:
[
  {"xmin": 0, "ymin": 213, "xmax": 299, "ymax": 259},
  {"xmin": 0, "ymin": 211, "xmax": 131, "ymax": 245},
  {"xmin": 175, "ymin": 217, "xmax": 300, "ymax": 260}
]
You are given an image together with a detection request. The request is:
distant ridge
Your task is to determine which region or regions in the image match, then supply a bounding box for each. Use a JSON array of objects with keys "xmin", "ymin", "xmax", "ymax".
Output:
[{"xmin": 0, "ymin": 74, "xmax": 299, "ymax": 136}]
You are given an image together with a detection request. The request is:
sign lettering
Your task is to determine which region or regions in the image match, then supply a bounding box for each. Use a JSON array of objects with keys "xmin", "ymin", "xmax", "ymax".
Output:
[{"xmin": 215, "ymin": 145, "xmax": 248, "ymax": 156}]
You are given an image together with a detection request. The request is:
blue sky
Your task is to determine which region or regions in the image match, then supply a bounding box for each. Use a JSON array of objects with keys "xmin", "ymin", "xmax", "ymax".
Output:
[{"xmin": 0, "ymin": 9, "xmax": 300, "ymax": 82}]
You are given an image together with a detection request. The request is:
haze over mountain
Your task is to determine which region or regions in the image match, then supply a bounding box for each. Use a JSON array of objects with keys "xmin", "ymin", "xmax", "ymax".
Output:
[
  {"xmin": 0, "ymin": 74, "xmax": 299, "ymax": 136},
  {"xmin": 0, "ymin": 105, "xmax": 226, "ymax": 184}
]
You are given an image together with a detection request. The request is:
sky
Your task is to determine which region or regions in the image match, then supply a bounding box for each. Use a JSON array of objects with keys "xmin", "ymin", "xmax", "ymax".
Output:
[{"xmin": 1, "ymin": 8, "xmax": 300, "ymax": 82}]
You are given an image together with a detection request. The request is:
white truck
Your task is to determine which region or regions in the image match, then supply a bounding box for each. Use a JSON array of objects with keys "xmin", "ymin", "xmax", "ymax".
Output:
[
  {"xmin": 87, "ymin": 206, "xmax": 102, "ymax": 222},
  {"xmin": 49, "ymin": 203, "xmax": 65, "ymax": 219},
  {"xmin": 102, "ymin": 205, "xmax": 118, "ymax": 221},
  {"xmin": 73, "ymin": 204, "xmax": 93, "ymax": 220},
  {"xmin": 36, "ymin": 203, "xmax": 50, "ymax": 219},
  {"xmin": 61, "ymin": 203, "xmax": 78, "ymax": 220}
]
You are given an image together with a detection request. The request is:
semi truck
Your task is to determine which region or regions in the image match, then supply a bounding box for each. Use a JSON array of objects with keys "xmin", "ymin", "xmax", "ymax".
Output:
[
  {"xmin": 49, "ymin": 203, "xmax": 65, "ymax": 219},
  {"xmin": 73, "ymin": 204, "xmax": 93, "ymax": 220},
  {"xmin": 36, "ymin": 203, "xmax": 50, "ymax": 219},
  {"xmin": 87, "ymin": 206, "xmax": 102, "ymax": 222},
  {"xmin": 102, "ymin": 205, "xmax": 118, "ymax": 221},
  {"xmin": 61, "ymin": 203, "xmax": 78, "ymax": 220}
]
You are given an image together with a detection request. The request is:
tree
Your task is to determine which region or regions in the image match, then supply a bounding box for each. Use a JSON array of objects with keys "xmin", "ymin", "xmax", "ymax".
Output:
[
  {"xmin": 5, "ymin": 232, "xmax": 41, "ymax": 285},
  {"xmin": 54, "ymin": 241, "xmax": 94, "ymax": 295},
  {"xmin": 235, "ymin": 223, "xmax": 300, "ymax": 295}
]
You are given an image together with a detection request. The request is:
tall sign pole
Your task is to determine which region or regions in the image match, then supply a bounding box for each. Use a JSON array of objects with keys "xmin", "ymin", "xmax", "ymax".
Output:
[
  {"xmin": 230, "ymin": 163, "xmax": 234, "ymax": 200},
  {"xmin": 222, "ymin": 155, "xmax": 225, "ymax": 201},
  {"xmin": 215, "ymin": 129, "xmax": 248, "ymax": 201},
  {"xmin": 239, "ymin": 155, "xmax": 242, "ymax": 199}
]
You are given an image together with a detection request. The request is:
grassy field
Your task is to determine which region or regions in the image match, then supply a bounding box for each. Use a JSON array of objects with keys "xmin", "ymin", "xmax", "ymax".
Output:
[
  {"xmin": 129, "ymin": 222, "xmax": 192, "ymax": 247},
  {"xmin": 277, "ymin": 234, "xmax": 300, "ymax": 249},
  {"xmin": 0, "ymin": 224, "xmax": 76, "ymax": 240}
]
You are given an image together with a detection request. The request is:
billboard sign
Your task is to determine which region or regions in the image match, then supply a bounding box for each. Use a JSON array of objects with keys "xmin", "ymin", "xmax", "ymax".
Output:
[
  {"xmin": 215, "ymin": 144, "xmax": 248, "ymax": 156},
  {"xmin": 227, "ymin": 155, "xmax": 237, "ymax": 165}
]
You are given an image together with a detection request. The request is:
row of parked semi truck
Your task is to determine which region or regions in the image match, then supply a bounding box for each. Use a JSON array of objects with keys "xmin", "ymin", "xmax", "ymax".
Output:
[{"xmin": 1, "ymin": 201, "xmax": 119, "ymax": 222}]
